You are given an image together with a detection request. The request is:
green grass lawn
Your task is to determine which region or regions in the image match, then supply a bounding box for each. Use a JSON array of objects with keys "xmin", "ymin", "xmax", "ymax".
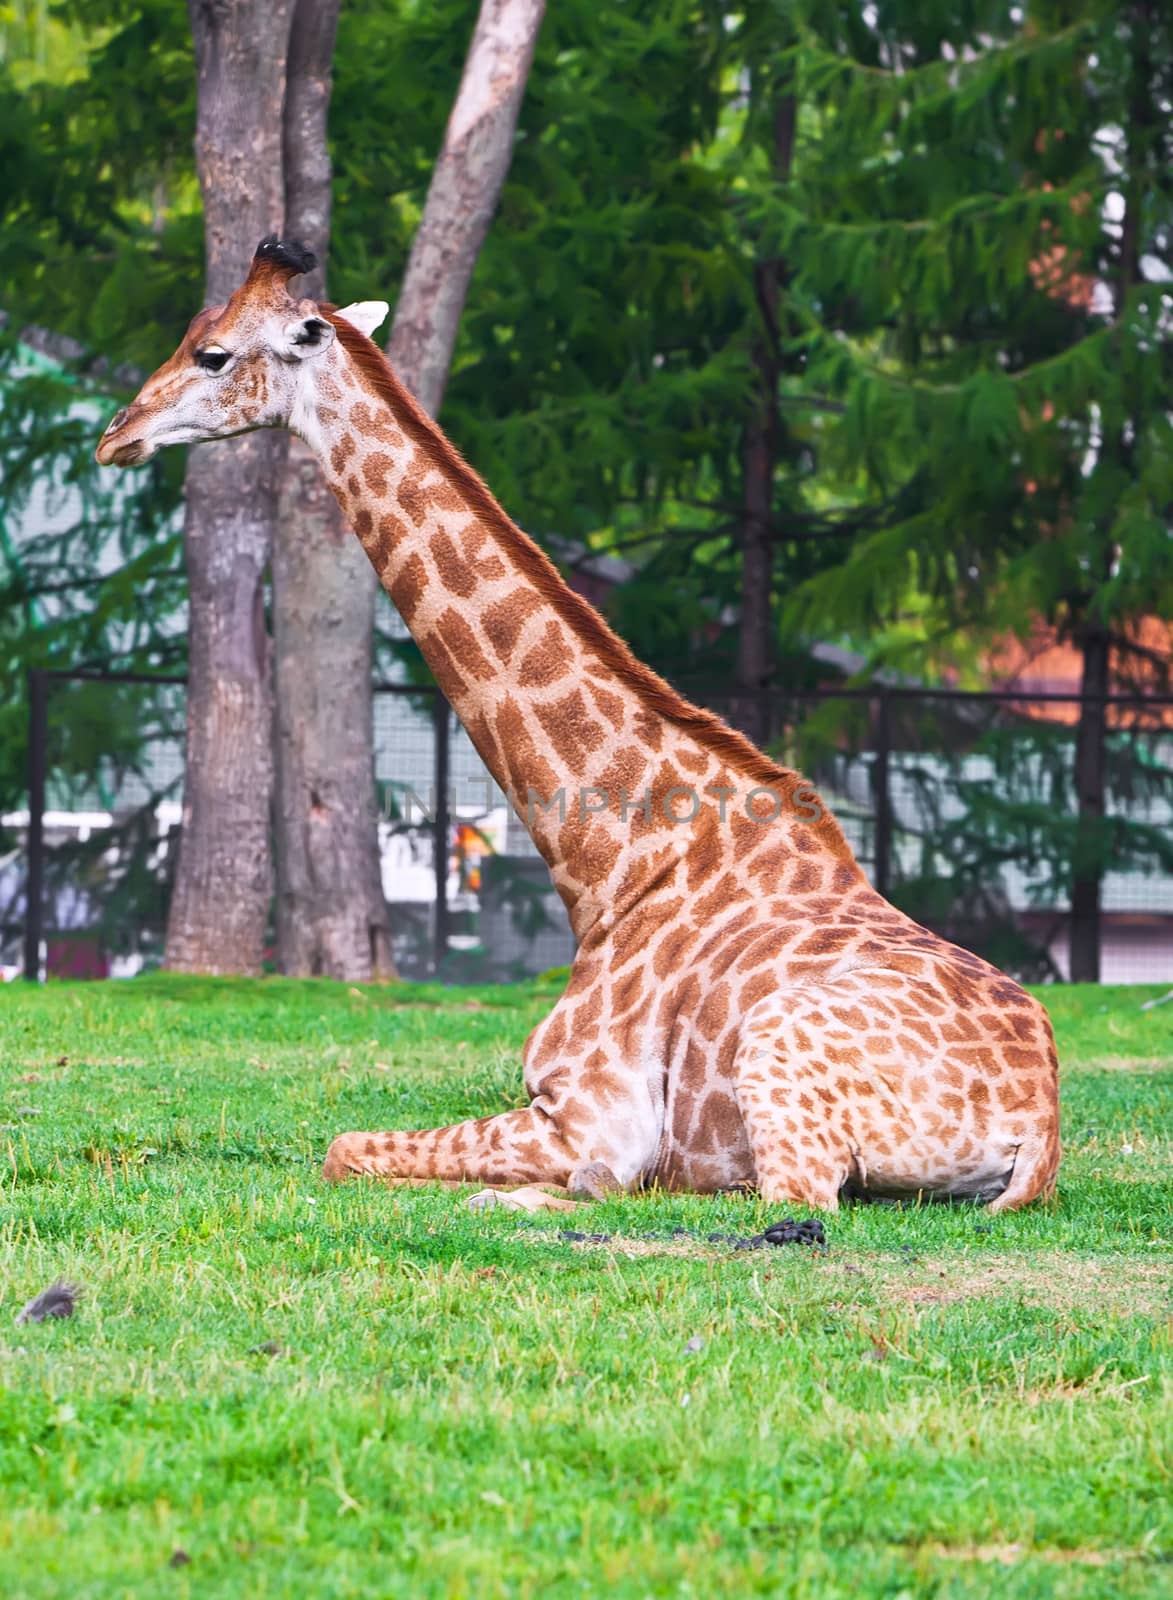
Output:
[{"xmin": 1, "ymin": 975, "xmax": 1170, "ymax": 1599}]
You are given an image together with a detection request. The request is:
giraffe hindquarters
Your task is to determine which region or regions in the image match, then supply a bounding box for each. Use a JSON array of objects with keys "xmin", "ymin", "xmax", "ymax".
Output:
[{"xmin": 733, "ymin": 973, "xmax": 1061, "ymax": 1212}]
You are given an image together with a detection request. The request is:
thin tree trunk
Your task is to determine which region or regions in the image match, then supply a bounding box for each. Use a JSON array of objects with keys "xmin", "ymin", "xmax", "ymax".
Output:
[
  {"xmin": 270, "ymin": 0, "xmax": 546, "ymax": 979},
  {"xmin": 1069, "ymin": 623, "xmax": 1109, "ymax": 982},
  {"xmin": 734, "ymin": 95, "xmax": 795, "ymax": 750},
  {"xmin": 735, "ymin": 332, "xmax": 777, "ymax": 749},
  {"xmin": 272, "ymin": 0, "xmax": 396, "ymax": 979},
  {"xmin": 387, "ymin": 0, "xmax": 547, "ymax": 415},
  {"xmin": 166, "ymin": 0, "xmax": 294, "ymax": 974},
  {"xmin": 1069, "ymin": 9, "xmax": 1151, "ymax": 985}
]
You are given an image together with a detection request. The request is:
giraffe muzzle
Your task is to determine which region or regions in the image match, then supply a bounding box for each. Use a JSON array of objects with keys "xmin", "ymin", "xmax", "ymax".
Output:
[{"xmin": 95, "ymin": 405, "xmax": 151, "ymax": 468}]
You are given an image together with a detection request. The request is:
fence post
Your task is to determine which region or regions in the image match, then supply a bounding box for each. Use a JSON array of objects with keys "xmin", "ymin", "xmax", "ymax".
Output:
[
  {"xmin": 24, "ymin": 670, "xmax": 48, "ymax": 982},
  {"xmin": 432, "ymin": 691, "xmax": 450, "ymax": 974},
  {"xmin": 872, "ymin": 689, "xmax": 892, "ymax": 897},
  {"xmin": 1070, "ymin": 687, "xmax": 1106, "ymax": 983},
  {"xmin": 758, "ymin": 684, "xmax": 772, "ymax": 748}
]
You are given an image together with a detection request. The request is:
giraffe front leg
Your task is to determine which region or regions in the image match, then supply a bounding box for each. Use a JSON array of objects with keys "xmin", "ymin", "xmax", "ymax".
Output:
[{"xmin": 322, "ymin": 1105, "xmax": 579, "ymax": 1192}]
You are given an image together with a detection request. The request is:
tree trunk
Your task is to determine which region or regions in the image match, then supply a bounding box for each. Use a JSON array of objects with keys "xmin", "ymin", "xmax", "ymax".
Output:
[
  {"xmin": 386, "ymin": 0, "xmax": 547, "ymax": 417},
  {"xmin": 270, "ymin": 0, "xmax": 546, "ymax": 978},
  {"xmin": 1069, "ymin": 623, "xmax": 1108, "ymax": 982},
  {"xmin": 166, "ymin": 0, "xmax": 294, "ymax": 974},
  {"xmin": 272, "ymin": 0, "xmax": 396, "ymax": 979},
  {"xmin": 733, "ymin": 95, "xmax": 795, "ymax": 751},
  {"xmin": 1069, "ymin": 10, "xmax": 1152, "ymax": 986},
  {"xmin": 735, "ymin": 333, "xmax": 777, "ymax": 749}
]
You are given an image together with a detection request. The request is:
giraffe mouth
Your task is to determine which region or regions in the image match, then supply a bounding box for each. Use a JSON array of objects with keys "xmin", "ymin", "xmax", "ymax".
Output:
[{"xmin": 95, "ymin": 434, "xmax": 153, "ymax": 468}]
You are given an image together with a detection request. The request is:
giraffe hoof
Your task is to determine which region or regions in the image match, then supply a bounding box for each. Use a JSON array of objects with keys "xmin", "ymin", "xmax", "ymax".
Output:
[
  {"xmin": 568, "ymin": 1162, "xmax": 624, "ymax": 1201},
  {"xmin": 322, "ymin": 1135, "xmax": 358, "ymax": 1183}
]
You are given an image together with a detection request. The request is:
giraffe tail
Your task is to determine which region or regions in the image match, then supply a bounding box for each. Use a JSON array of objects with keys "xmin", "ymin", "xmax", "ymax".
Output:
[{"xmin": 984, "ymin": 1128, "xmax": 1061, "ymax": 1213}]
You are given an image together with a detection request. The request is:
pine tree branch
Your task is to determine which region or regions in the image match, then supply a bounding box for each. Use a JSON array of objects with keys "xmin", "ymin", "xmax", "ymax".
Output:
[
  {"xmin": 775, "ymin": 392, "xmax": 846, "ymax": 415},
  {"xmin": 2, "ymin": 568, "xmax": 185, "ymax": 600},
  {"xmin": 844, "ymin": 322, "xmax": 1114, "ymax": 397},
  {"xmin": 780, "ymin": 174, "xmax": 1108, "ymax": 243},
  {"xmin": 788, "ymin": 17, "xmax": 1095, "ymax": 90}
]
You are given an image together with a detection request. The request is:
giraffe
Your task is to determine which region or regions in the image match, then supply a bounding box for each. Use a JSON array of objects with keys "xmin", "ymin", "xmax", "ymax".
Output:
[{"xmin": 97, "ymin": 238, "xmax": 1061, "ymax": 1213}]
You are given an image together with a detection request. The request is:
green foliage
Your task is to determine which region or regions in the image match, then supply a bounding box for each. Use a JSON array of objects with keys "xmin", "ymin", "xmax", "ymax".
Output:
[
  {"xmin": 2, "ymin": 0, "xmax": 1170, "ymax": 963},
  {"xmin": 0, "ymin": 335, "xmax": 185, "ymax": 837},
  {"xmin": 4, "ymin": 1, "xmax": 1170, "ymax": 686},
  {"xmin": 777, "ymin": 1, "xmax": 1173, "ymax": 666}
]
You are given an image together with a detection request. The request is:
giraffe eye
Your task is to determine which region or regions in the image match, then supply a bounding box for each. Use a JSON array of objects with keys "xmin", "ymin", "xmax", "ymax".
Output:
[{"xmin": 195, "ymin": 349, "xmax": 230, "ymax": 373}]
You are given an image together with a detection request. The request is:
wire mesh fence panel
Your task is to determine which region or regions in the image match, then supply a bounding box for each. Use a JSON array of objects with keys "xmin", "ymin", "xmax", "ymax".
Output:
[
  {"xmin": 438, "ymin": 701, "xmax": 574, "ymax": 980},
  {"xmin": 370, "ymin": 686, "xmax": 441, "ymax": 977},
  {"xmin": 4, "ymin": 674, "xmax": 187, "ymax": 978},
  {"xmin": 368, "ymin": 688, "xmax": 573, "ymax": 978},
  {"xmin": 12, "ymin": 672, "xmax": 1173, "ymax": 984}
]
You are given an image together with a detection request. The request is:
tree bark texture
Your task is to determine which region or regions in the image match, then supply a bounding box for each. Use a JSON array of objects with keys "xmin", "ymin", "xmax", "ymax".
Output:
[
  {"xmin": 734, "ymin": 95, "xmax": 796, "ymax": 751},
  {"xmin": 735, "ymin": 330, "xmax": 778, "ymax": 750},
  {"xmin": 269, "ymin": 0, "xmax": 545, "ymax": 978},
  {"xmin": 272, "ymin": 0, "xmax": 396, "ymax": 979},
  {"xmin": 166, "ymin": 0, "xmax": 295, "ymax": 974},
  {"xmin": 387, "ymin": 0, "xmax": 547, "ymax": 415}
]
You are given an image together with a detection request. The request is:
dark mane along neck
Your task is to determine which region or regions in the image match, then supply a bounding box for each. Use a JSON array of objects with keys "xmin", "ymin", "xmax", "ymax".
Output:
[{"xmin": 323, "ymin": 308, "xmax": 811, "ymax": 798}]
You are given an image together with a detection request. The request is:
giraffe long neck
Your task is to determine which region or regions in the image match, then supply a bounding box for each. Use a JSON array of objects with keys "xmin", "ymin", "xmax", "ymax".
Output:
[{"xmin": 294, "ymin": 321, "xmax": 858, "ymax": 938}]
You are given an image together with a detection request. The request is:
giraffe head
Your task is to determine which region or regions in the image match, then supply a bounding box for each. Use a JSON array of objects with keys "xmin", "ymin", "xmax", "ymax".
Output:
[{"xmin": 95, "ymin": 237, "xmax": 388, "ymax": 467}]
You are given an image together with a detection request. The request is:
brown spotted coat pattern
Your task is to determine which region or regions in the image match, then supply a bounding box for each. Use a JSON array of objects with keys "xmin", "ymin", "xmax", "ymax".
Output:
[
  {"xmin": 100, "ymin": 265, "xmax": 1062, "ymax": 1212},
  {"xmin": 307, "ymin": 319, "xmax": 1059, "ymax": 1212}
]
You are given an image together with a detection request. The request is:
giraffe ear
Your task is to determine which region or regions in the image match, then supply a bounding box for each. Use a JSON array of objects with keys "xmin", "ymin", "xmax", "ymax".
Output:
[
  {"xmin": 279, "ymin": 314, "xmax": 336, "ymax": 361},
  {"xmin": 336, "ymin": 301, "xmax": 390, "ymax": 340}
]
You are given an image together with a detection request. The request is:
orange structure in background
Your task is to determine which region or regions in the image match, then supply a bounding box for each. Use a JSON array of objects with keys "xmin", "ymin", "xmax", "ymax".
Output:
[{"xmin": 986, "ymin": 617, "xmax": 1173, "ymax": 726}]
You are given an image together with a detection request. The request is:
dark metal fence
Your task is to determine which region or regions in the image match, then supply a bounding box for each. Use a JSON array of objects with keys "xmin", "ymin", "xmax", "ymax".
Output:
[
  {"xmin": 731, "ymin": 685, "xmax": 1173, "ymax": 984},
  {"xmin": 8, "ymin": 670, "xmax": 1173, "ymax": 984}
]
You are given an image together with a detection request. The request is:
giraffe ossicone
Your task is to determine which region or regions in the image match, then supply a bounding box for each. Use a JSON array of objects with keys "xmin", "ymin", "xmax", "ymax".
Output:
[{"xmin": 97, "ymin": 238, "xmax": 1061, "ymax": 1214}]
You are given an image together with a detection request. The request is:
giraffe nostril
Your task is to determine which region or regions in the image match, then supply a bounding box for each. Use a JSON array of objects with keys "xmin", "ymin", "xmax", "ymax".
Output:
[{"xmin": 106, "ymin": 406, "xmax": 130, "ymax": 435}]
